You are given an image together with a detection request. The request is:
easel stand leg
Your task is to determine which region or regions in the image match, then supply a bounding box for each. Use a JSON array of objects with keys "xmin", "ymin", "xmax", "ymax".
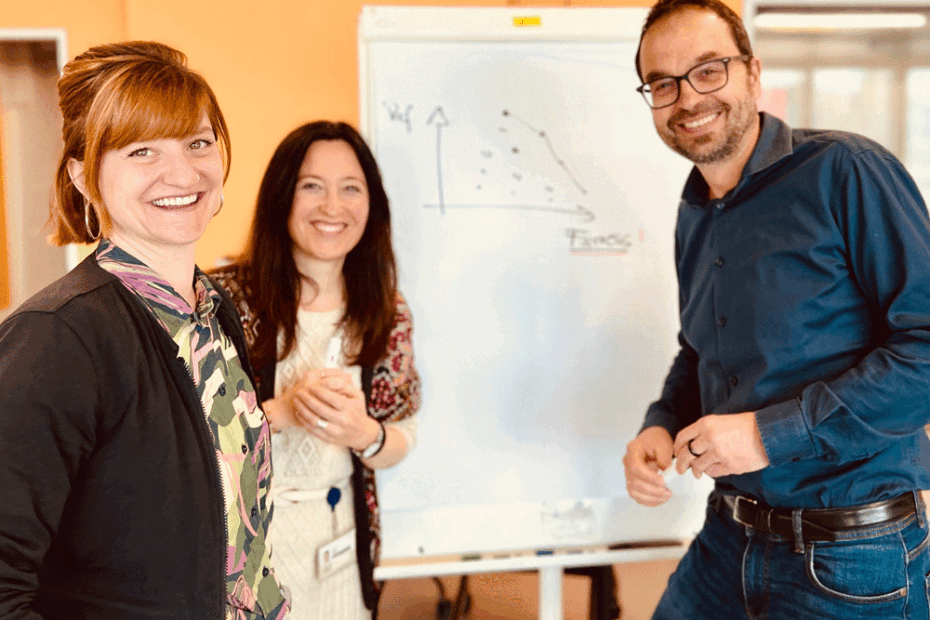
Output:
[
  {"xmin": 538, "ymin": 566, "xmax": 564, "ymax": 620},
  {"xmin": 450, "ymin": 575, "xmax": 470, "ymax": 619}
]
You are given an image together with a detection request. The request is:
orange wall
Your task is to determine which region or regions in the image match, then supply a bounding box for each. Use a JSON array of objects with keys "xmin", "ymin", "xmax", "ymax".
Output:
[
  {"xmin": 0, "ymin": 0, "xmax": 127, "ymax": 64},
  {"xmin": 0, "ymin": 116, "xmax": 8, "ymax": 309},
  {"xmin": 3, "ymin": 0, "xmax": 741, "ymax": 268}
]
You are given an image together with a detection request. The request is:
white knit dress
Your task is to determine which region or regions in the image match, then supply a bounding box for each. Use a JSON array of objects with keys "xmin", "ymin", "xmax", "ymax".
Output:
[{"xmin": 268, "ymin": 308, "xmax": 369, "ymax": 620}]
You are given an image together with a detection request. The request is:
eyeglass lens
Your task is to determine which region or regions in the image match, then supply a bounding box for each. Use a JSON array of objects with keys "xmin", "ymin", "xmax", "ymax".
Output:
[{"xmin": 645, "ymin": 59, "xmax": 730, "ymax": 108}]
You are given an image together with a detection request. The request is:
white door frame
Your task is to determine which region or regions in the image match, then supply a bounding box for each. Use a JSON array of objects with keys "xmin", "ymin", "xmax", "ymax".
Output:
[{"xmin": 0, "ymin": 28, "xmax": 78, "ymax": 285}]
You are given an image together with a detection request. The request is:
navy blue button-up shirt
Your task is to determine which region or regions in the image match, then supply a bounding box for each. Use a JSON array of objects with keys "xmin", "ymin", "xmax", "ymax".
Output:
[{"xmin": 643, "ymin": 113, "xmax": 930, "ymax": 508}]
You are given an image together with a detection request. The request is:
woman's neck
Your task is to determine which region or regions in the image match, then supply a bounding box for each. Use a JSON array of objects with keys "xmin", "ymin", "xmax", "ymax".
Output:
[
  {"xmin": 294, "ymin": 254, "xmax": 345, "ymax": 312},
  {"xmin": 109, "ymin": 234, "xmax": 197, "ymax": 308}
]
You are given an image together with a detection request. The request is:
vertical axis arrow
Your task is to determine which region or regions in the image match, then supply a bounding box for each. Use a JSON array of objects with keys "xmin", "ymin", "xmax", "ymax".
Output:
[{"xmin": 426, "ymin": 106, "xmax": 449, "ymax": 215}]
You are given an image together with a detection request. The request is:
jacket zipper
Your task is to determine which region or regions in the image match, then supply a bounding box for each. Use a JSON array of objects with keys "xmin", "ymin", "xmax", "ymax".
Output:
[{"xmin": 180, "ymin": 358, "xmax": 229, "ymax": 619}]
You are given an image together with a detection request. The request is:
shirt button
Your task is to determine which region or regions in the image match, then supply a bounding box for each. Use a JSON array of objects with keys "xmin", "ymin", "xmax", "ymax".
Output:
[
  {"xmin": 251, "ymin": 506, "xmax": 258, "ymax": 518},
  {"xmin": 718, "ymin": 316, "xmax": 727, "ymax": 327},
  {"xmin": 715, "ymin": 256, "xmax": 725, "ymax": 267},
  {"xmin": 730, "ymin": 376, "xmax": 739, "ymax": 387},
  {"xmin": 241, "ymin": 444, "xmax": 248, "ymax": 454},
  {"xmin": 218, "ymin": 384, "xmax": 227, "ymax": 397},
  {"xmin": 716, "ymin": 203, "xmax": 725, "ymax": 210},
  {"xmin": 262, "ymin": 566, "xmax": 270, "ymax": 577}
]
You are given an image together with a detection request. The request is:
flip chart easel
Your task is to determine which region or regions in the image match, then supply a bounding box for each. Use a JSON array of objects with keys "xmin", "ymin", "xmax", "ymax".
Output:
[{"xmin": 357, "ymin": 8, "xmax": 713, "ymax": 614}]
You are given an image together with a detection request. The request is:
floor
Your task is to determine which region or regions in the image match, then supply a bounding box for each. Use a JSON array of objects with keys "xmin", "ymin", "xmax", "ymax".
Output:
[{"xmin": 378, "ymin": 558, "xmax": 678, "ymax": 620}]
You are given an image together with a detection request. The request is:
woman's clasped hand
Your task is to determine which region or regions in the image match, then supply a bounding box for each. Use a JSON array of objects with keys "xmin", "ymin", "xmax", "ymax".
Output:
[{"xmin": 276, "ymin": 368, "xmax": 381, "ymax": 453}]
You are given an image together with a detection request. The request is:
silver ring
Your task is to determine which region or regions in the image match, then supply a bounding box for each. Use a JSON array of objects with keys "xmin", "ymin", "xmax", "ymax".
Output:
[
  {"xmin": 316, "ymin": 418, "xmax": 329, "ymax": 429},
  {"xmin": 687, "ymin": 439, "xmax": 702, "ymax": 458}
]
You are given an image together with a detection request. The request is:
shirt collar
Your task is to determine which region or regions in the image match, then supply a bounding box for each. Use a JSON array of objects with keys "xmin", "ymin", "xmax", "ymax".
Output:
[
  {"xmin": 95, "ymin": 239, "xmax": 221, "ymax": 328},
  {"xmin": 682, "ymin": 112, "xmax": 795, "ymax": 209}
]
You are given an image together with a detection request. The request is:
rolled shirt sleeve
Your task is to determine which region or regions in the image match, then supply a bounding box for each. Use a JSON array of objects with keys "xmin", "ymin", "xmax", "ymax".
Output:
[{"xmin": 757, "ymin": 145, "xmax": 930, "ymax": 467}]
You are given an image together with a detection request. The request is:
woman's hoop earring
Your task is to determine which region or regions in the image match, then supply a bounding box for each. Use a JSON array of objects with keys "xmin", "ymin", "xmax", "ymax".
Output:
[
  {"xmin": 84, "ymin": 199, "xmax": 102, "ymax": 241},
  {"xmin": 215, "ymin": 193, "xmax": 224, "ymax": 216}
]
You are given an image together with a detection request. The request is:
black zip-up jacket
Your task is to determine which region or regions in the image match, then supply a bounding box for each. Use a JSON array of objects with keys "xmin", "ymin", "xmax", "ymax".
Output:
[{"xmin": 0, "ymin": 254, "xmax": 264, "ymax": 619}]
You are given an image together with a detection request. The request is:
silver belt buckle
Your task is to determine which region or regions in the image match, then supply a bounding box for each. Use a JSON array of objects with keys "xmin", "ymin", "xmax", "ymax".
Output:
[{"xmin": 733, "ymin": 495, "xmax": 757, "ymax": 527}]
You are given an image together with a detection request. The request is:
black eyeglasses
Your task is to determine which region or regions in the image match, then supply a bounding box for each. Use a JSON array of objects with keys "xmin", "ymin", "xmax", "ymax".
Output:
[{"xmin": 637, "ymin": 55, "xmax": 751, "ymax": 109}]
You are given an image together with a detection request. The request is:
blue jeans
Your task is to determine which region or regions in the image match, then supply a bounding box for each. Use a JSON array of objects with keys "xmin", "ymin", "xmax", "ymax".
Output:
[{"xmin": 652, "ymin": 492, "xmax": 930, "ymax": 620}]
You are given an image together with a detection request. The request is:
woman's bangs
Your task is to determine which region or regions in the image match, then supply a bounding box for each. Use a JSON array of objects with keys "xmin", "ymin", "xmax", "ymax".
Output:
[{"xmin": 104, "ymin": 72, "xmax": 213, "ymax": 150}]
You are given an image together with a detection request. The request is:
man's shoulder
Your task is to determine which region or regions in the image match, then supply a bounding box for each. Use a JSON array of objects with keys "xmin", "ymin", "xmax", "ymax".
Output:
[{"xmin": 791, "ymin": 126, "xmax": 894, "ymax": 161}]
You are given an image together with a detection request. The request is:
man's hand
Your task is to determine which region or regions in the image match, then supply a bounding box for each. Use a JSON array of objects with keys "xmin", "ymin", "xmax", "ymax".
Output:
[
  {"xmin": 673, "ymin": 412, "xmax": 769, "ymax": 479},
  {"xmin": 623, "ymin": 426, "xmax": 675, "ymax": 507}
]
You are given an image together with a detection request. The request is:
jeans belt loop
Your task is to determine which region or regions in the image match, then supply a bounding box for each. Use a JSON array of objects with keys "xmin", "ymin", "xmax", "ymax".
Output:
[
  {"xmin": 791, "ymin": 509, "xmax": 804, "ymax": 554},
  {"xmin": 914, "ymin": 490, "xmax": 927, "ymax": 529}
]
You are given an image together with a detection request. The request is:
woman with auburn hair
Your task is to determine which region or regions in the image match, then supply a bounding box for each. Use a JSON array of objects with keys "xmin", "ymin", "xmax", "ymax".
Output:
[
  {"xmin": 212, "ymin": 121, "xmax": 421, "ymax": 619},
  {"xmin": 0, "ymin": 41, "xmax": 288, "ymax": 619}
]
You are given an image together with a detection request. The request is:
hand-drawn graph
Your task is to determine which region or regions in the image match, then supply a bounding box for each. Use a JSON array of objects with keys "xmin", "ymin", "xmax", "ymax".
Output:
[
  {"xmin": 500, "ymin": 109, "xmax": 588, "ymax": 197},
  {"xmin": 388, "ymin": 104, "xmax": 638, "ymax": 255},
  {"xmin": 421, "ymin": 107, "xmax": 592, "ymax": 218}
]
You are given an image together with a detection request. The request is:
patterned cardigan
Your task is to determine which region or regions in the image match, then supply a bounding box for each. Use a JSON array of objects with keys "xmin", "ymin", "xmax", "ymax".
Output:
[{"xmin": 210, "ymin": 265, "xmax": 421, "ymax": 611}]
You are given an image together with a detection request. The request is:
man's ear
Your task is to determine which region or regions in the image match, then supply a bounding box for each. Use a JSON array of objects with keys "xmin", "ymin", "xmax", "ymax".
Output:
[
  {"xmin": 749, "ymin": 56, "xmax": 763, "ymax": 100},
  {"xmin": 66, "ymin": 158, "xmax": 89, "ymax": 199}
]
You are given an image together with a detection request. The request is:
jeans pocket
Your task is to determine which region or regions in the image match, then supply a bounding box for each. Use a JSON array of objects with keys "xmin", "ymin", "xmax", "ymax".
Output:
[{"xmin": 805, "ymin": 536, "xmax": 909, "ymax": 603}]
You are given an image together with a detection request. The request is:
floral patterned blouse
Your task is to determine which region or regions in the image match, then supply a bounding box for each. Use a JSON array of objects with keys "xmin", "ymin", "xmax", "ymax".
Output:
[{"xmin": 96, "ymin": 241, "xmax": 288, "ymax": 620}]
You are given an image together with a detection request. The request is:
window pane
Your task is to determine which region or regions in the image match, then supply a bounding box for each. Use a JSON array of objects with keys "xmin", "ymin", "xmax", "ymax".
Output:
[
  {"xmin": 906, "ymin": 68, "xmax": 930, "ymax": 202},
  {"xmin": 760, "ymin": 69, "xmax": 806, "ymax": 127},
  {"xmin": 812, "ymin": 68, "xmax": 892, "ymax": 148}
]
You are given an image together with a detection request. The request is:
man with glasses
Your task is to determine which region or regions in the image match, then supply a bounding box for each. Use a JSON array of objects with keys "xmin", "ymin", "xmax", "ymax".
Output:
[{"xmin": 621, "ymin": 0, "xmax": 930, "ymax": 618}]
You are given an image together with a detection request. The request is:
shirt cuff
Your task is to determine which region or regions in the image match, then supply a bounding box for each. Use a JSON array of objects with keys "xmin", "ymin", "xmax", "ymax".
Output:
[
  {"xmin": 641, "ymin": 404, "xmax": 679, "ymax": 438},
  {"xmin": 755, "ymin": 398, "xmax": 817, "ymax": 466},
  {"xmin": 385, "ymin": 415, "xmax": 418, "ymax": 454}
]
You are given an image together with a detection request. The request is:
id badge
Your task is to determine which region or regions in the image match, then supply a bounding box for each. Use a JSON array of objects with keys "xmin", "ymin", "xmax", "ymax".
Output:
[{"xmin": 317, "ymin": 528, "xmax": 356, "ymax": 580}]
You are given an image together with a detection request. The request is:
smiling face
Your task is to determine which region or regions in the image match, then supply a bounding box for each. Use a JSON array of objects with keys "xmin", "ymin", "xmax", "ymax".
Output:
[
  {"xmin": 90, "ymin": 116, "xmax": 224, "ymax": 256},
  {"xmin": 639, "ymin": 8, "xmax": 761, "ymax": 170},
  {"xmin": 288, "ymin": 139, "xmax": 370, "ymax": 270}
]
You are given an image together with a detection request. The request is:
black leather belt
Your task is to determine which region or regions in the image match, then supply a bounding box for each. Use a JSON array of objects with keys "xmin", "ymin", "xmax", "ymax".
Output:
[{"xmin": 722, "ymin": 493, "xmax": 917, "ymax": 542}]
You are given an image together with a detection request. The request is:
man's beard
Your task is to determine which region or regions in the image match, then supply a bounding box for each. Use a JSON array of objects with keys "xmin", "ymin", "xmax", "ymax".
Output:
[{"xmin": 659, "ymin": 94, "xmax": 757, "ymax": 165}]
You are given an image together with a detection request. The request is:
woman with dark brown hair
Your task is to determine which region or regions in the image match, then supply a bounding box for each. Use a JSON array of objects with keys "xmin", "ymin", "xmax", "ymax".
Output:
[
  {"xmin": 0, "ymin": 41, "xmax": 288, "ymax": 619},
  {"xmin": 212, "ymin": 121, "xmax": 420, "ymax": 620}
]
